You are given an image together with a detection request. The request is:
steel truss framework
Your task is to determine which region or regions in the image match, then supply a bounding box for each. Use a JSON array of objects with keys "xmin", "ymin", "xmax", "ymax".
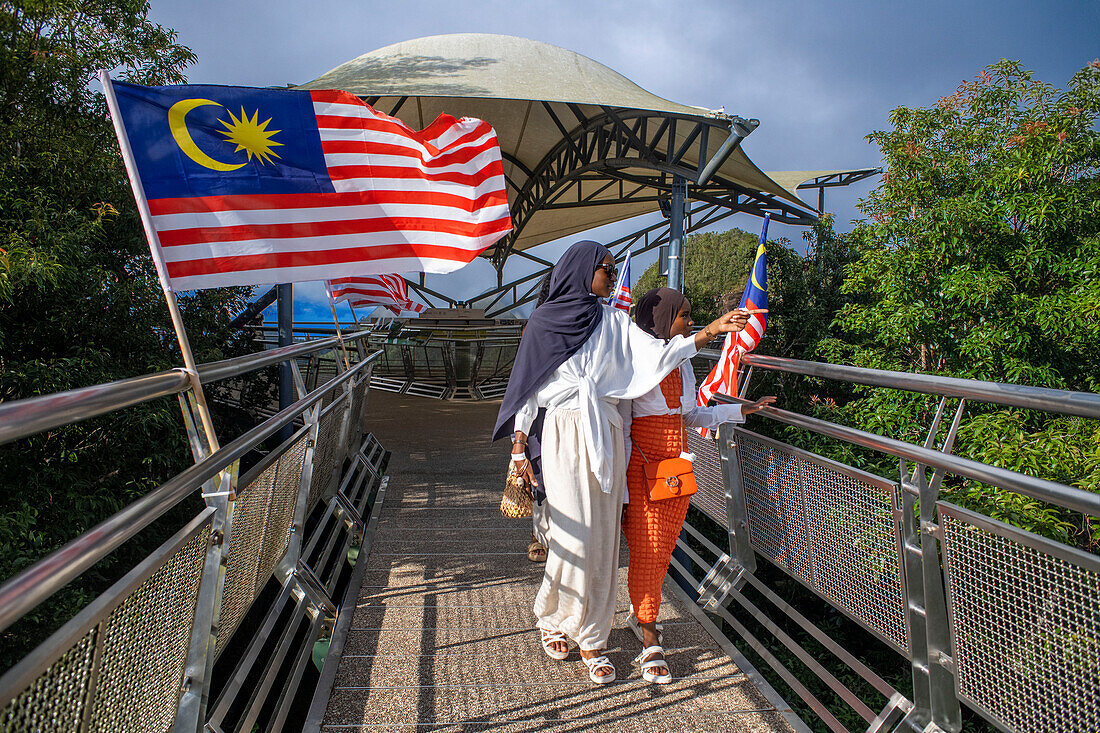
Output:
[
  {"xmin": 472, "ymin": 198, "xmax": 739, "ymax": 318},
  {"xmin": 372, "ymin": 105, "xmax": 874, "ymax": 317},
  {"xmin": 797, "ymin": 168, "xmax": 881, "ymax": 212},
  {"xmin": 491, "ymin": 105, "xmax": 815, "ymax": 264}
]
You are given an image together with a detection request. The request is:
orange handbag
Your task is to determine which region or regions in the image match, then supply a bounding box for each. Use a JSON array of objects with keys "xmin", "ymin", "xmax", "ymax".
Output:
[{"xmin": 635, "ymin": 431, "xmax": 698, "ymax": 502}]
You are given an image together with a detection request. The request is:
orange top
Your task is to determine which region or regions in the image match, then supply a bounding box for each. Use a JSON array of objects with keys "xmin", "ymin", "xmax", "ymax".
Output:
[{"xmin": 630, "ymin": 370, "xmax": 686, "ymax": 463}]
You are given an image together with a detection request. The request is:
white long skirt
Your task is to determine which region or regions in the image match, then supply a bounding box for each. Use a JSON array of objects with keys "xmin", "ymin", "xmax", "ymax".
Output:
[
  {"xmin": 532, "ymin": 492, "xmax": 550, "ymax": 547},
  {"xmin": 534, "ymin": 408, "xmax": 626, "ymax": 651}
]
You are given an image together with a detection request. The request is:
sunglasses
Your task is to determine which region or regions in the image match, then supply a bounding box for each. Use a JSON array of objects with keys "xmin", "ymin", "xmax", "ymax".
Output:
[{"xmin": 595, "ymin": 263, "xmax": 618, "ymax": 281}]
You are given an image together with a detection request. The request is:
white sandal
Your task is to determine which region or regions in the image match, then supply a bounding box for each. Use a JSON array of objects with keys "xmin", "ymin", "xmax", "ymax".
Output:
[
  {"xmin": 581, "ymin": 654, "xmax": 616, "ymax": 684},
  {"xmin": 635, "ymin": 645, "xmax": 673, "ymax": 684},
  {"xmin": 540, "ymin": 629, "xmax": 569, "ymax": 660},
  {"xmin": 627, "ymin": 613, "xmax": 663, "ymax": 644}
]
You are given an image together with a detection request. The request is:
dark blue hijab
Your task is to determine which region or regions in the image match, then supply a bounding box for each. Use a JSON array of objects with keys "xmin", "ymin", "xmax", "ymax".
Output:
[{"xmin": 492, "ymin": 240, "xmax": 611, "ymax": 441}]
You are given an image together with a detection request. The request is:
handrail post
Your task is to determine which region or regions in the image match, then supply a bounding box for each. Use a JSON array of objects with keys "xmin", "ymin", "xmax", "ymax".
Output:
[
  {"xmin": 696, "ymin": 422, "xmax": 756, "ymax": 611},
  {"xmin": 277, "ymin": 382, "xmax": 323, "ymax": 586},
  {"xmin": 899, "ymin": 460, "xmax": 932, "ymax": 730},
  {"xmin": 174, "ymin": 391, "xmax": 238, "ymax": 732},
  {"xmin": 898, "ymin": 456, "xmax": 963, "ymax": 733},
  {"xmin": 917, "ymin": 466, "xmax": 963, "ymax": 732},
  {"xmin": 717, "ymin": 422, "xmax": 756, "ymax": 575}
]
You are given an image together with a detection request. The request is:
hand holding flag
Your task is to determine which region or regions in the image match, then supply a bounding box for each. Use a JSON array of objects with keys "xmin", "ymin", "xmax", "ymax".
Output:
[{"xmin": 697, "ymin": 214, "xmax": 770, "ymax": 432}]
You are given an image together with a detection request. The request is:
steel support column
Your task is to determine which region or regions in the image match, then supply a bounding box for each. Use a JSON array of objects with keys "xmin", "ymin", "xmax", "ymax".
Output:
[{"xmin": 667, "ymin": 176, "xmax": 687, "ymax": 291}]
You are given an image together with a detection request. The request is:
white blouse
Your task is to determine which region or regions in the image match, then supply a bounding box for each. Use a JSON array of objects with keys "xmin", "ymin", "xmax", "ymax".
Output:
[
  {"xmin": 513, "ymin": 305, "xmax": 698, "ymax": 493},
  {"xmin": 630, "ymin": 362, "xmax": 744, "ymax": 427}
]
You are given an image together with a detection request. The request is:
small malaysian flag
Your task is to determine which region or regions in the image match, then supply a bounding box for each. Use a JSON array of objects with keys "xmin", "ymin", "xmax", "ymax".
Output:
[
  {"xmin": 103, "ymin": 79, "xmax": 511, "ymax": 291},
  {"xmin": 697, "ymin": 214, "xmax": 769, "ymax": 435},
  {"xmin": 328, "ymin": 275, "xmax": 426, "ymax": 316},
  {"xmin": 608, "ymin": 249, "xmax": 633, "ymax": 312}
]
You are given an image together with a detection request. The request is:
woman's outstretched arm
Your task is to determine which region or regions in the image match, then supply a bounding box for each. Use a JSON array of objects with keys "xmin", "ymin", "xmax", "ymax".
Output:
[{"xmin": 692, "ymin": 308, "xmax": 754, "ymax": 350}]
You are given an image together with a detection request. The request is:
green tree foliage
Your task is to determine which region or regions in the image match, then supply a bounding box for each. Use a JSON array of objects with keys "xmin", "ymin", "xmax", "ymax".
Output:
[
  {"xmin": 0, "ymin": 1, "xmax": 264, "ymax": 664},
  {"xmin": 811, "ymin": 60, "xmax": 1100, "ymax": 547},
  {"xmin": 633, "ymin": 219, "xmax": 857, "ymax": 394},
  {"xmin": 634, "ymin": 228, "xmax": 759, "ymax": 327}
]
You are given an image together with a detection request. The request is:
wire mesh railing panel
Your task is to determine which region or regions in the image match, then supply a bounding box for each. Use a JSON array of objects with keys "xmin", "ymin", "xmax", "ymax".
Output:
[
  {"xmin": 799, "ymin": 460, "xmax": 908, "ymax": 652},
  {"xmin": 88, "ymin": 524, "xmax": 208, "ymax": 733},
  {"xmin": 348, "ymin": 379, "xmax": 363, "ymax": 430},
  {"xmin": 257, "ymin": 430, "xmax": 309, "ymax": 589},
  {"xmin": 940, "ymin": 503, "xmax": 1100, "ymax": 733},
  {"xmin": 736, "ymin": 429, "xmax": 908, "ymax": 652},
  {"xmin": 307, "ymin": 395, "xmax": 348, "ymax": 509},
  {"xmin": 321, "ymin": 379, "xmax": 343, "ymax": 410},
  {"xmin": 344, "ymin": 376, "xmax": 367, "ymax": 449},
  {"xmin": 315, "ymin": 365, "xmax": 341, "ymax": 408},
  {"xmin": 686, "ymin": 429, "xmax": 727, "ymax": 528},
  {"xmin": 216, "ymin": 460, "xmax": 275, "ymax": 657},
  {"xmin": 0, "ymin": 631, "xmax": 97, "ymax": 732},
  {"xmin": 737, "ymin": 432, "xmax": 814, "ymax": 584}
]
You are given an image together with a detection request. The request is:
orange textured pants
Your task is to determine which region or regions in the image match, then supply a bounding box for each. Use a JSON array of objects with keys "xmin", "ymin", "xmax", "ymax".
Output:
[{"xmin": 624, "ymin": 370, "xmax": 691, "ymax": 625}]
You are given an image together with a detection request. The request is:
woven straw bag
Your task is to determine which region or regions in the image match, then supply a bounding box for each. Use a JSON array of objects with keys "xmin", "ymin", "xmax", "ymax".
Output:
[{"xmin": 500, "ymin": 461, "xmax": 533, "ymax": 518}]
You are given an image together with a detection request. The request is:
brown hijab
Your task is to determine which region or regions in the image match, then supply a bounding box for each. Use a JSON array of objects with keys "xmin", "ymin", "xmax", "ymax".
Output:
[{"xmin": 635, "ymin": 287, "xmax": 689, "ymax": 341}]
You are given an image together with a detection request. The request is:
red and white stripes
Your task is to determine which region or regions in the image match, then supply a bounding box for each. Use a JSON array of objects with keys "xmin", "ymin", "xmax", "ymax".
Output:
[
  {"xmin": 696, "ymin": 308, "xmax": 766, "ymax": 408},
  {"xmin": 145, "ymin": 89, "xmax": 511, "ymax": 291},
  {"xmin": 328, "ymin": 274, "xmax": 425, "ymax": 316}
]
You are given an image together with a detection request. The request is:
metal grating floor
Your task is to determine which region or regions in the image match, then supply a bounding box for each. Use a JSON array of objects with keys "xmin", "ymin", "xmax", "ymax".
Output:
[{"xmin": 321, "ymin": 392, "xmax": 795, "ymax": 732}]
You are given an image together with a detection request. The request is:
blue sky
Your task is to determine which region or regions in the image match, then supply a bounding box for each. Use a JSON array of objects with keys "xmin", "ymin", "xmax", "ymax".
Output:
[{"xmin": 147, "ymin": 0, "xmax": 1099, "ymax": 322}]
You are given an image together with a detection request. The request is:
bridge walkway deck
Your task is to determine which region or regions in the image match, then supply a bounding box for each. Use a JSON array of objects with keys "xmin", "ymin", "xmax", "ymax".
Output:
[{"xmin": 320, "ymin": 391, "xmax": 795, "ymax": 732}]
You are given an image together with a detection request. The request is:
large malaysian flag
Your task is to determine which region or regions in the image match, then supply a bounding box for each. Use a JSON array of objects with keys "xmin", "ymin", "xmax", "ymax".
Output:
[
  {"xmin": 328, "ymin": 275, "xmax": 425, "ymax": 316},
  {"xmin": 104, "ymin": 80, "xmax": 512, "ymax": 291},
  {"xmin": 697, "ymin": 214, "xmax": 769, "ymax": 435}
]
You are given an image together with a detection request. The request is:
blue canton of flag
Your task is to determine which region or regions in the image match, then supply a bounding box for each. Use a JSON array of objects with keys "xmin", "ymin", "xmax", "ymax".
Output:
[
  {"xmin": 609, "ymin": 248, "xmax": 633, "ymax": 312},
  {"xmin": 114, "ymin": 82, "xmax": 334, "ymax": 199}
]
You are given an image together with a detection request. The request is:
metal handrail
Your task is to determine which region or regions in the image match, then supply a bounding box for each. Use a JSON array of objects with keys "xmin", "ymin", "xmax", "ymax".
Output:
[
  {"xmin": 0, "ymin": 369, "xmax": 192, "ymax": 447},
  {"xmin": 197, "ymin": 330, "xmax": 370, "ymax": 382},
  {"xmin": 0, "ymin": 330, "xmax": 373, "ymax": 447},
  {"xmin": 0, "ymin": 351, "xmax": 380, "ymax": 634},
  {"xmin": 712, "ymin": 394, "xmax": 1100, "ymax": 517},
  {"xmin": 695, "ymin": 351, "xmax": 1100, "ymax": 419},
  {"xmin": 695, "ymin": 357, "xmax": 1100, "ymax": 733}
]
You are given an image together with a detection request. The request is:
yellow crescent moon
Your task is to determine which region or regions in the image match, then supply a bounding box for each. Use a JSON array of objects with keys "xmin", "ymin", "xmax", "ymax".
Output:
[
  {"xmin": 751, "ymin": 244, "xmax": 766, "ymax": 290},
  {"xmin": 168, "ymin": 99, "xmax": 245, "ymax": 171}
]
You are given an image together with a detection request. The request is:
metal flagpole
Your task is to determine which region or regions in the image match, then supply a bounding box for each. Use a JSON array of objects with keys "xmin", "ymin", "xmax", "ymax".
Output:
[
  {"xmin": 99, "ymin": 70, "xmax": 221, "ymax": 454},
  {"xmin": 324, "ymin": 283, "xmax": 352, "ymax": 370}
]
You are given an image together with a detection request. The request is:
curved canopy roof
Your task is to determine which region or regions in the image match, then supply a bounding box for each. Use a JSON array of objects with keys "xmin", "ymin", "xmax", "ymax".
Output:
[
  {"xmin": 298, "ymin": 34, "xmax": 817, "ymax": 261},
  {"xmin": 303, "ymin": 33, "xmax": 714, "ymax": 116},
  {"xmin": 764, "ymin": 169, "xmax": 882, "ymax": 201}
]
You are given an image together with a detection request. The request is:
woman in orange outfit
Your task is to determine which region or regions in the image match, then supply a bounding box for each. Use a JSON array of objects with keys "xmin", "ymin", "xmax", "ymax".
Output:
[{"xmin": 624, "ymin": 288, "xmax": 776, "ymax": 684}]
